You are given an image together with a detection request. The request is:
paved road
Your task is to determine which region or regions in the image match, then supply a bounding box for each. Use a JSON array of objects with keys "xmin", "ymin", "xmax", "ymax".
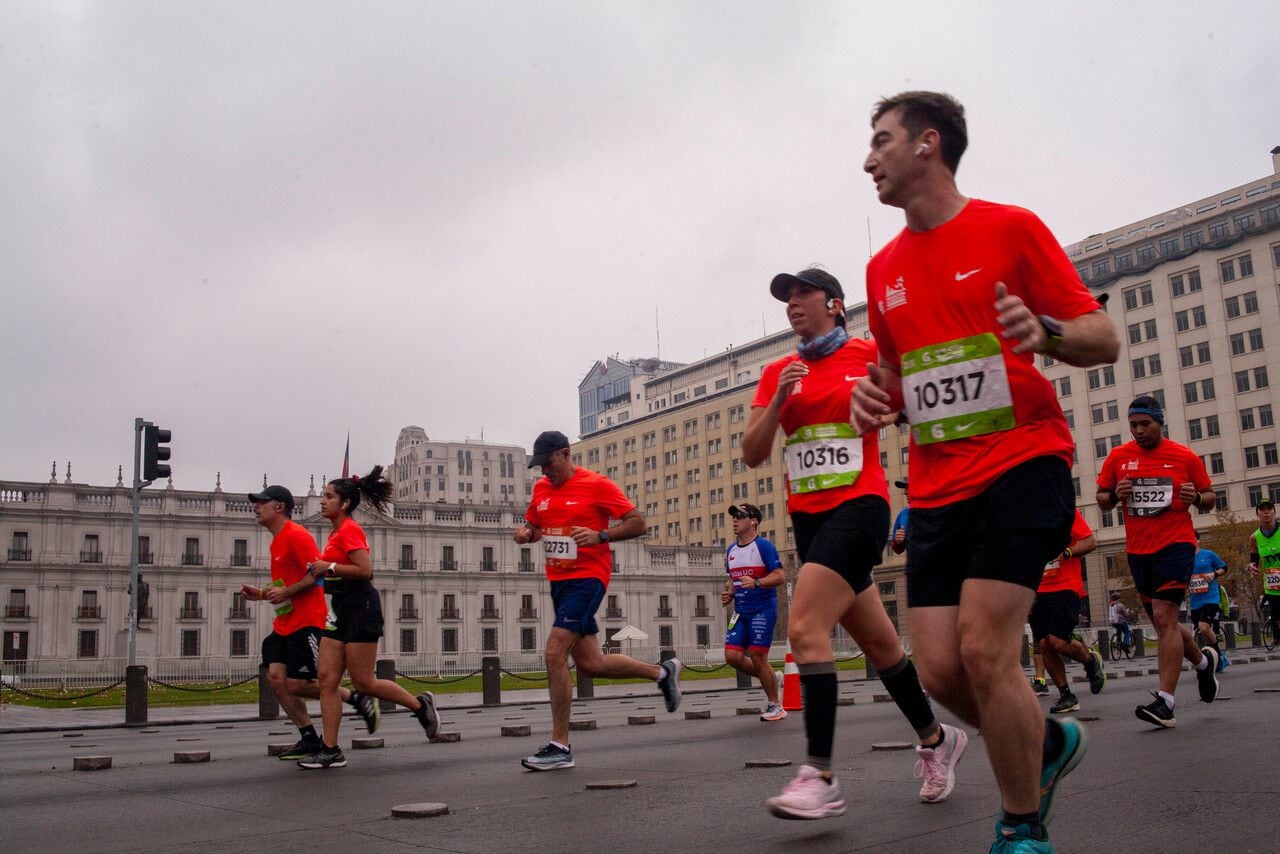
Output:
[{"xmin": 1, "ymin": 656, "xmax": 1277, "ymax": 852}]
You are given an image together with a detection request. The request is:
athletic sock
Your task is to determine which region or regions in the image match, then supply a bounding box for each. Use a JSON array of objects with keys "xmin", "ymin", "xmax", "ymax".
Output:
[
  {"xmin": 1159, "ymin": 690, "xmax": 1175, "ymax": 710},
  {"xmin": 1042, "ymin": 717, "xmax": 1063, "ymax": 764},
  {"xmin": 1194, "ymin": 654, "xmax": 1209, "ymax": 671},
  {"xmin": 877, "ymin": 655, "xmax": 937, "ymax": 739},
  {"xmin": 550, "ymin": 740, "xmax": 570, "ymax": 752},
  {"xmin": 299, "ymin": 724, "xmax": 318, "ymax": 740},
  {"xmin": 1057, "ymin": 684, "xmax": 1071, "ymax": 697},
  {"xmin": 1001, "ymin": 810, "xmax": 1044, "ymax": 839},
  {"xmin": 798, "ymin": 661, "xmax": 837, "ymax": 771}
]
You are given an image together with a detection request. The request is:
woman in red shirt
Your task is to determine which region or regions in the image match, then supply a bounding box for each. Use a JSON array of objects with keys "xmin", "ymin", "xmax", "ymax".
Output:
[{"xmin": 298, "ymin": 466, "xmax": 441, "ymax": 769}]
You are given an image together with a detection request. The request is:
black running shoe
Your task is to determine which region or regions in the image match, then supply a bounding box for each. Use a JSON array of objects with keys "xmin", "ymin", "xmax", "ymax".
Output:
[
  {"xmin": 1084, "ymin": 650, "xmax": 1107, "ymax": 695},
  {"xmin": 1196, "ymin": 647, "xmax": 1219, "ymax": 703},
  {"xmin": 1135, "ymin": 692, "xmax": 1175, "ymax": 729},
  {"xmin": 414, "ymin": 691, "xmax": 440, "ymax": 738},
  {"xmin": 1049, "ymin": 692, "xmax": 1079, "ymax": 714},
  {"xmin": 350, "ymin": 692, "xmax": 380, "ymax": 734},
  {"xmin": 298, "ymin": 746, "xmax": 347, "ymax": 769},
  {"xmin": 278, "ymin": 736, "xmax": 324, "ymax": 760}
]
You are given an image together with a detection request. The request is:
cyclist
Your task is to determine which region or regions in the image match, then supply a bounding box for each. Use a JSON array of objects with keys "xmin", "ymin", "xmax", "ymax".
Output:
[{"xmin": 1109, "ymin": 593, "xmax": 1132, "ymax": 652}]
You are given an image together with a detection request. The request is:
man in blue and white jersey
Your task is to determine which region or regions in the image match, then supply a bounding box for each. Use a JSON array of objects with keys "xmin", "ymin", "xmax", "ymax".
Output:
[
  {"xmin": 721, "ymin": 503, "xmax": 787, "ymax": 720},
  {"xmin": 1188, "ymin": 532, "xmax": 1229, "ymax": 672}
]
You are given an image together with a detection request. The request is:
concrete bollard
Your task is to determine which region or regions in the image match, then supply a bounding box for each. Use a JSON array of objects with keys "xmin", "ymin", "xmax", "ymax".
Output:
[
  {"xmin": 1097, "ymin": 630, "xmax": 1112, "ymax": 661},
  {"xmin": 576, "ymin": 667, "xmax": 594, "ymax": 699},
  {"xmin": 1225, "ymin": 623, "xmax": 1237, "ymax": 651},
  {"xmin": 1252, "ymin": 622, "xmax": 1263, "ymax": 648},
  {"xmin": 482, "ymin": 656, "xmax": 501, "ymax": 706},
  {"xmin": 257, "ymin": 665, "xmax": 279, "ymax": 721},
  {"xmin": 374, "ymin": 659, "xmax": 396, "ymax": 712},
  {"xmin": 864, "ymin": 657, "xmax": 878, "ymax": 681},
  {"xmin": 736, "ymin": 669, "xmax": 752, "ymax": 689},
  {"xmin": 1133, "ymin": 627, "xmax": 1147, "ymax": 658},
  {"xmin": 659, "ymin": 649, "xmax": 676, "ymax": 663},
  {"xmin": 125, "ymin": 664, "xmax": 148, "ymax": 726}
]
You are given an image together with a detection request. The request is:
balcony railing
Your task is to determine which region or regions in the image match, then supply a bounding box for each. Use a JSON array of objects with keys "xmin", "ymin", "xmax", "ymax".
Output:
[
  {"xmin": 398, "ymin": 608, "xmax": 419, "ymax": 620},
  {"xmin": 7, "ymin": 548, "xmax": 31, "ymax": 561},
  {"xmin": 77, "ymin": 606, "xmax": 102, "ymax": 619},
  {"xmin": 138, "ymin": 552, "xmax": 154, "ymax": 565},
  {"xmin": 399, "ymin": 559, "xmax": 418, "ymax": 571},
  {"xmin": 605, "ymin": 608, "xmax": 623, "ymax": 619},
  {"xmin": 5, "ymin": 605, "xmax": 31, "ymax": 618},
  {"xmin": 480, "ymin": 560, "xmax": 497, "ymax": 572},
  {"xmin": 228, "ymin": 608, "xmax": 251, "ymax": 620},
  {"xmin": 138, "ymin": 606, "xmax": 153, "ymax": 620},
  {"xmin": 179, "ymin": 607, "xmax": 203, "ymax": 619},
  {"xmin": 230, "ymin": 555, "xmax": 251, "ymax": 567},
  {"xmin": 518, "ymin": 561, "xmax": 535, "ymax": 573},
  {"xmin": 80, "ymin": 550, "xmax": 103, "ymax": 563},
  {"xmin": 657, "ymin": 609, "xmax": 673, "ymax": 618},
  {"xmin": 694, "ymin": 607, "xmax": 711, "ymax": 617},
  {"xmin": 181, "ymin": 554, "xmax": 204, "ymax": 566},
  {"xmin": 439, "ymin": 559, "xmax": 458, "ymax": 571},
  {"xmin": 480, "ymin": 608, "xmax": 500, "ymax": 620},
  {"xmin": 519, "ymin": 608, "xmax": 538, "ymax": 619},
  {"xmin": 440, "ymin": 608, "xmax": 460, "ymax": 620}
]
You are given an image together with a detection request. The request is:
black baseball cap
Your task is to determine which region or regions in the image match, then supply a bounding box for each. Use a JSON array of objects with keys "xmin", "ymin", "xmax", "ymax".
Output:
[
  {"xmin": 727, "ymin": 503, "xmax": 762, "ymax": 522},
  {"xmin": 770, "ymin": 268, "xmax": 845, "ymax": 303},
  {"xmin": 248, "ymin": 485, "xmax": 295, "ymax": 514},
  {"xmin": 528, "ymin": 430, "xmax": 570, "ymax": 468},
  {"xmin": 1258, "ymin": 498, "xmax": 1276, "ymax": 511}
]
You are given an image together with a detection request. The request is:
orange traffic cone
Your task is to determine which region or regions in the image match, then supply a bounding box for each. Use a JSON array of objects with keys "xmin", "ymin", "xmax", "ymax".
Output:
[{"xmin": 781, "ymin": 652, "xmax": 803, "ymax": 712}]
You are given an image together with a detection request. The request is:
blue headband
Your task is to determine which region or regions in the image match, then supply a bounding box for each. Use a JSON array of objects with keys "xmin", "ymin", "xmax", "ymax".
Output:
[{"xmin": 1128, "ymin": 405, "xmax": 1164, "ymax": 425}]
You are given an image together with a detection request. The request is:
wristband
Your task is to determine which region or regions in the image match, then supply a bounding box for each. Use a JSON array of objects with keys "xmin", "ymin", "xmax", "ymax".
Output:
[
  {"xmin": 1108, "ymin": 489, "xmax": 1119, "ymax": 504},
  {"xmin": 1063, "ymin": 547, "xmax": 1073, "ymax": 559}
]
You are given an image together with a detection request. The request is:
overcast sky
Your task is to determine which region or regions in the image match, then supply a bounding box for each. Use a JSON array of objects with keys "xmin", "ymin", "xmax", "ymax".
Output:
[{"xmin": 2, "ymin": 1, "xmax": 1276, "ymax": 495}]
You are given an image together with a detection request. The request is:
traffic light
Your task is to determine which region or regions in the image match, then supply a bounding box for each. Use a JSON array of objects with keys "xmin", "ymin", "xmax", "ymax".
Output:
[{"xmin": 143, "ymin": 425, "xmax": 172, "ymax": 481}]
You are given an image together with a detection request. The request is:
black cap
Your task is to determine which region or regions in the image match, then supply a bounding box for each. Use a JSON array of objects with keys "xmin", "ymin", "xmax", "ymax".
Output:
[
  {"xmin": 727, "ymin": 503, "xmax": 762, "ymax": 522},
  {"xmin": 770, "ymin": 268, "xmax": 845, "ymax": 303},
  {"xmin": 1258, "ymin": 498, "xmax": 1276, "ymax": 511},
  {"xmin": 248, "ymin": 485, "xmax": 295, "ymax": 514},
  {"xmin": 528, "ymin": 430, "xmax": 570, "ymax": 468}
]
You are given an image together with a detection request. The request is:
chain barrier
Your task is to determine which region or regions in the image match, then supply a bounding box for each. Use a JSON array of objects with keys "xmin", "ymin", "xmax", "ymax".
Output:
[
  {"xmin": 395, "ymin": 669, "xmax": 483, "ymax": 685},
  {"xmin": 834, "ymin": 651, "xmax": 865, "ymax": 662},
  {"xmin": 0, "ymin": 677, "xmax": 127, "ymax": 702},
  {"xmin": 145, "ymin": 673, "xmax": 259, "ymax": 692},
  {"xmin": 682, "ymin": 662, "xmax": 731, "ymax": 673},
  {"xmin": 498, "ymin": 668, "xmax": 549, "ymax": 682}
]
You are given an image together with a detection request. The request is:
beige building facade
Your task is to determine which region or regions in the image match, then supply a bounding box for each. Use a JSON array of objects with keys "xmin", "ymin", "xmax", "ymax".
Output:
[{"xmin": 390, "ymin": 426, "xmax": 532, "ymax": 507}]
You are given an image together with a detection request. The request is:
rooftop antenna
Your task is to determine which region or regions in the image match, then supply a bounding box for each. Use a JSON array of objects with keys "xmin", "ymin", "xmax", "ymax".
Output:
[
  {"xmin": 866, "ymin": 216, "xmax": 873, "ymax": 258},
  {"xmin": 655, "ymin": 307, "xmax": 661, "ymax": 361}
]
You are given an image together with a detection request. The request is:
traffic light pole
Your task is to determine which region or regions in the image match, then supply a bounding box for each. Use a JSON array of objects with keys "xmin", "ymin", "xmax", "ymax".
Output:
[{"xmin": 128, "ymin": 419, "xmax": 144, "ymax": 666}]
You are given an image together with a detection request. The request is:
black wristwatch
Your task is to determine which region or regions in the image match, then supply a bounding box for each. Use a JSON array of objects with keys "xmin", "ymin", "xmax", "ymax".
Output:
[
  {"xmin": 1038, "ymin": 315, "xmax": 1064, "ymax": 353},
  {"xmin": 598, "ymin": 530, "xmax": 609, "ymax": 543}
]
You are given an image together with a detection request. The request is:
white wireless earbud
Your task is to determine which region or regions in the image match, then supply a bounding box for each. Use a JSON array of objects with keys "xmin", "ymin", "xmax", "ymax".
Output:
[{"xmin": 915, "ymin": 144, "xmax": 929, "ymax": 156}]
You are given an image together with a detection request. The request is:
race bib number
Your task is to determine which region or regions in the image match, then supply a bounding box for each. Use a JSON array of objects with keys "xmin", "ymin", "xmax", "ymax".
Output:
[
  {"xmin": 785, "ymin": 422, "xmax": 862, "ymax": 495},
  {"xmin": 1188, "ymin": 574, "xmax": 1211, "ymax": 595},
  {"xmin": 1265, "ymin": 570, "xmax": 1280, "ymax": 593},
  {"xmin": 901, "ymin": 333, "xmax": 1014, "ymax": 445},
  {"xmin": 1126, "ymin": 477, "xmax": 1173, "ymax": 517},
  {"xmin": 542, "ymin": 530, "xmax": 578, "ymax": 566}
]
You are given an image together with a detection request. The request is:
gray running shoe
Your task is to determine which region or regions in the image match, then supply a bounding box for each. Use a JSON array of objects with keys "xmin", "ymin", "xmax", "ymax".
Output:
[
  {"xmin": 521, "ymin": 742, "xmax": 574, "ymax": 771},
  {"xmin": 658, "ymin": 658, "xmax": 682, "ymax": 713},
  {"xmin": 278, "ymin": 736, "xmax": 324, "ymax": 760},
  {"xmin": 1084, "ymin": 650, "xmax": 1107, "ymax": 695},
  {"xmin": 414, "ymin": 691, "xmax": 440, "ymax": 738},
  {"xmin": 297, "ymin": 746, "xmax": 347, "ymax": 769},
  {"xmin": 350, "ymin": 692, "xmax": 380, "ymax": 734},
  {"xmin": 1049, "ymin": 692, "xmax": 1079, "ymax": 714}
]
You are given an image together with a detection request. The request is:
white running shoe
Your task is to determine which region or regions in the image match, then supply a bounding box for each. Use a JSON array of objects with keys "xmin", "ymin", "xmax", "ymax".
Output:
[
  {"xmin": 914, "ymin": 723, "xmax": 969, "ymax": 803},
  {"xmin": 766, "ymin": 764, "xmax": 846, "ymax": 820},
  {"xmin": 760, "ymin": 703, "xmax": 788, "ymax": 721}
]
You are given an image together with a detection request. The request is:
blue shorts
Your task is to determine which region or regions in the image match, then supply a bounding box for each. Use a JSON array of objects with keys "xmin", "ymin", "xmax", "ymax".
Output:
[
  {"xmin": 725, "ymin": 609, "xmax": 777, "ymax": 653},
  {"xmin": 550, "ymin": 578, "xmax": 606, "ymax": 637}
]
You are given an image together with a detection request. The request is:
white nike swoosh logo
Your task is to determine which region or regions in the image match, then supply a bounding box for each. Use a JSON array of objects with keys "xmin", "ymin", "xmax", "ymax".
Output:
[
  {"xmin": 955, "ymin": 268, "xmax": 982, "ymax": 281},
  {"xmin": 955, "ymin": 421, "xmax": 977, "ymax": 431},
  {"xmin": 566, "ymin": 500, "xmax": 578, "ymax": 504},
  {"xmin": 845, "ymin": 375, "xmax": 858, "ymax": 382}
]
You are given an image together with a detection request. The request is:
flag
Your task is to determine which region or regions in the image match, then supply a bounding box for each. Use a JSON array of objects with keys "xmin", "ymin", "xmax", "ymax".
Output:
[{"xmin": 341, "ymin": 432, "xmax": 350, "ymax": 479}]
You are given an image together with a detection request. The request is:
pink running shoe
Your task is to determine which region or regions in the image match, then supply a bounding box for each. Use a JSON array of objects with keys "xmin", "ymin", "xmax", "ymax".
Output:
[
  {"xmin": 914, "ymin": 723, "xmax": 969, "ymax": 803},
  {"xmin": 766, "ymin": 764, "xmax": 847, "ymax": 820}
]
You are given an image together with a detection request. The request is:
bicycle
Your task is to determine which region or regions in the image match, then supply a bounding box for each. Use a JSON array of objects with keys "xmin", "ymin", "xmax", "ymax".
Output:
[
  {"xmin": 1264, "ymin": 620, "xmax": 1278, "ymax": 652},
  {"xmin": 1110, "ymin": 628, "xmax": 1135, "ymax": 660}
]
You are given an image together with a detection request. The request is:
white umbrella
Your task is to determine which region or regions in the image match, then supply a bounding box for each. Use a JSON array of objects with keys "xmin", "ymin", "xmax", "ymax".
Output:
[{"xmin": 610, "ymin": 625, "xmax": 649, "ymax": 642}]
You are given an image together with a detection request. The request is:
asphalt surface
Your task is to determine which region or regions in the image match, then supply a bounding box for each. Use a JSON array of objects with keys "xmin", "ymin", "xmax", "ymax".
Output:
[{"xmin": 1, "ymin": 655, "xmax": 1278, "ymax": 853}]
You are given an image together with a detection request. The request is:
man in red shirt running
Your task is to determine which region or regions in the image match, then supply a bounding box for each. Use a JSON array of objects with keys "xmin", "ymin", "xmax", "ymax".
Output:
[
  {"xmin": 513, "ymin": 431, "xmax": 682, "ymax": 771},
  {"xmin": 1097, "ymin": 396, "xmax": 1219, "ymax": 728},
  {"xmin": 852, "ymin": 91, "xmax": 1119, "ymax": 853}
]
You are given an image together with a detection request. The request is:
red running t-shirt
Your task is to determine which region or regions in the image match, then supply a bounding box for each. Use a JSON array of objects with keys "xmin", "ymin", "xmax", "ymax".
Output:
[
  {"xmin": 866, "ymin": 199, "xmax": 1101, "ymax": 508},
  {"xmin": 1097, "ymin": 438, "xmax": 1212, "ymax": 555},
  {"xmin": 525, "ymin": 467, "xmax": 634, "ymax": 585},
  {"xmin": 1037, "ymin": 510, "xmax": 1092, "ymax": 595},
  {"xmin": 752, "ymin": 338, "xmax": 888, "ymax": 514},
  {"xmin": 270, "ymin": 520, "xmax": 325, "ymax": 633}
]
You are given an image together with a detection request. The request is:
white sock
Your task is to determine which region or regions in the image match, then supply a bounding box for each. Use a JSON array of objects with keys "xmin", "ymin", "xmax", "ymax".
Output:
[
  {"xmin": 1159, "ymin": 690, "xmax": 1175, "ymax": 710},
  {"xmin": 551, "ymin": 740, "xmax": 570, "ymax": 752},
  {"xmin": 1194, "ymin": 654, "xmax": 1209, "ymax": 672}
]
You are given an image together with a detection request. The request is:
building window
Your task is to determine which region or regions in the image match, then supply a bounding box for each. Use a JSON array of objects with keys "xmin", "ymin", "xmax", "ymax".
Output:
[
  {"xmin": 1246, "ymin": 447, "xmax": 1261, "ymax": 469},
  {"xmin": 400, "ymin": 629, "xmax": 417, "ymax": 654},
  {"xmin": 658, "ymin": 625, "xmax": 674, "ymax": 648},
  {"xmin": 521, "ymin": 627, "xmax": 537, "ymax": 651},
  {"xmin": 400, "ymin": 543, "xmax": 416, "ymax": 571},
  {"xmin": 481, "ymin": 594, "xmax": 498, "ymax": 619},
  {"xmin": 1208, "ymin": 452, "xmax": 1224, "ymax": 476},
  {"xmin": 1174, "ymin": 310, "xmax": 1189, "ymax": 333},
  {"xmin": 182, "ymin": 538, "xmax": 202, "ymax": 566},
  {"xmin": 1187, "ymin": 419, "xmax": 1203, "ymax": 441},
  {"xmin": 230, "ymin": 629, "xmax": 249, "ymax": 657},
  {"xmin": 1266, "ymin": 443, "xmax": 1280, "ymax": 467},
  {"xmin": 81, "ymin": 534, "xmax": 101, "ymax": 563},
  {"xmin": 1257, "ymin": 366, "xmax": 1271, "ymax": 389},
  {"xmin": 1131, "ymin": 357, "xmax": 1146, "ymax": 379},
  {"xmin": 441, "ymin": 628, "xmax": 458, "ymax": 653},
  {"xmin": 482, "ymin": 628, "xmax": 498, "ymax": 651},
  {"xmin": 77, "ymin": 630, "xmax": 98, "ymax": 659},
  {"xmin": 1260, "ymin": 404, "xmax": 1274, "ymax": 428},
  {"xmin": 1205, "ymin": 415, "xmax": 1219, "ymax": 438},
  {"xmin": 1241, "ymin": 408, "xmax": 1257, "ymax": 431},
  {"xmin": 8, "ymin": 531, "xmax": 30, "ymax": 561},
  {"xmin": 441, "ymin": 545, "xmax": 456, "ymax": 571},
  {"xmin": 181, "ymin": 630, "xmax": 200, "ymax": 657},
  {"xmin": 1249, "ymin": 329, "xmax": 1264, "ymax": 351},
  {"xmin": 6, "ymin": 588, "xmax": 28, "ymax": 618},
  {"xmin": 231, "ymin": 539, "xmax": 249, "ymax": 567},
  {"xmin": 1225, "ymin": 295, "xmax": 1241, "ymax": 319},
  {"xmin": 181, "ymin": 591, "xmax": 201, "ymax": 619},
  {"xmin": 1230, "ymin": 332, "xmax": 1246, "ymax": 356},
  {"xmin": 1220, "ymin": 258, "xmax": 1236, "ymax": 282},
  {"xmin": 481, "ymin": 546, "xmax": 496, "ymax": 572},
  {"xmin": 1184, "ymin": 382, "xmax": 1198, "ymax": 405}
]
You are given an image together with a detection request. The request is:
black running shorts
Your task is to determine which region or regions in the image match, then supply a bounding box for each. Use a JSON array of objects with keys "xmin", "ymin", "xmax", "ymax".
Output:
[{"xmin": 790, "ymin": 495, "xmax": 888, "ymax": 595}]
